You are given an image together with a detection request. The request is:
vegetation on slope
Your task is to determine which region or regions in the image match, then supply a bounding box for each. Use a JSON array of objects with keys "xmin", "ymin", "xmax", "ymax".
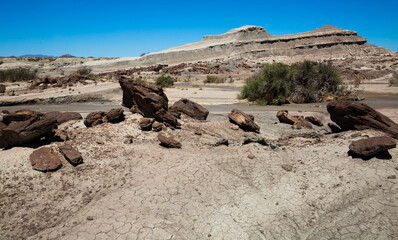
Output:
[{"xmin": 0, "ymin": 67, "xmax": 38, "ymax": 82}]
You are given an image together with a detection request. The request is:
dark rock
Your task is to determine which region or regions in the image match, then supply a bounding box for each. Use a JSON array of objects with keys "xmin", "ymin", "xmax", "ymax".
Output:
[
  {"xmin": 194, "ymin": 130, "xmax": 202, "ymax": 135},
  {"xmin": 328, "ymin": 122, "xmax": 342, "ymax": 133},
  {"xmin": 119, "ymin": 76, "xmax": 179, "ymax": 128},
  {"xmin": 169, "ymin": 98, "xmax": 209, "ymax": 120},
  {"xmin": 243, "ymin": 136, "xmax": 268, "ymax": 145},
  {"xmin": 305, "ymin": 116, "xmax": 323, "ymax": 126},
  {"xmin": 84, "ymin": 111, "xmax": 106, "ymax": 127},
  {"xmin": 292, "ymin": 117, "xmax": 313, "ymax": 129},
  {"xmin": 276, "ymin": 110, "xmax": 297, "ymax": 125},
  {"xmin": 84, "ymin": 109, "xmax": 124, "ymax": 127},
  {"xmin": 152, "ymin": 121, "xmax": 163, "ymax": 132},
  {"xmin": 281, "ymin": 164, "xmax": 293, "ymax": 172},
  {"xmin": 348, "ymin": 136, "xmax": 396, "ymax": 159},
  {"xmin": 29, "ymin": 147, "xmax": 63, "ymax": 172},
  {"xmin": 2, "ymin": 110, "xmax": 41, "ymax": 125},
  {"xmin": 105, "ymin": 108, "xmax": 125, "ymax": 123},
  {"xmin": 228, "ymin": 109, "xmax": 259, "ymax": 132},
  {"xmin": 157, "ymin": 134, "xmax": 181, "ymax": 148},
  {"xmin": 2, "ymin": 110, "xmax": 9, "ymax": 114},
  {"xmin": 0, "ymin": 84, "xmax": 5, "ymax": 93},
  {"xmin": 327, "ymin": 100, "xmax": 398, "ymax": 139},
  {"xmin": 59, "ymin": 144, "xmax": 83, "ymax": 166},
  {"xmin": 139, "ymin": 118, "xmax": 155, "ymax": 130},
  {"xmin": 44, "ymin": 112, "xmax": 82, "ymax": 125},
  {"xmin": 215, "ymin": 138, "xmax": 229, "ymax": 146}
]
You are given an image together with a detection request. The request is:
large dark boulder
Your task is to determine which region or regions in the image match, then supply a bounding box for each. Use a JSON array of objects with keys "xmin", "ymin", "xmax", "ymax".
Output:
[
  {"xmin": 105, "ymin": 108, "xmax": 125, "ymax": 123},
  {"xmin": 349, "ymin": 136, "xmax": 396, "ymax": 159},
  {"xmin": 228, "ymin": 109, "xmax": 260, "ymax": 132},
  {"xmin": 169, "ymin": 98, "xmax": 209, "ymax": 120},
  {"xmin": 119, "ymin": 76, "xmax": 179, "ymax": 128},
  {"xmin": 327, "ymin": 100, "xmax": 398, "ymax": 139},
  {"xmin": 29, "ymin": 147, "xmax": 63, "ymax": 172},
  {"xmin": 0, "ymin": 84, "xmax": 6, "ymax": 93}
]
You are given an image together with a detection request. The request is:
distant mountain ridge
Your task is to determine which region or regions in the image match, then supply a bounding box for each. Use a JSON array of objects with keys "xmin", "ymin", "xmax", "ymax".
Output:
[{"xmin": 18, "ymin": 53, "xmax": 76, "ymax": 58}]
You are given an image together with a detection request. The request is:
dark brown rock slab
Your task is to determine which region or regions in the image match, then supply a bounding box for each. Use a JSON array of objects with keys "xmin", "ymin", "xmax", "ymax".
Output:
[
  {"xmin": 349, "ymin": 136, "xmax": 396, "ymax": 159},
  {"xmin": 169, "ymin": 98, "xmax": 209, "ymax": 120},
  {"xmin": 0, "ymin": 84, "xmax": 6, "ymax": 93},
  {"xmin": 328, "ymin": 122, "xmax": 342, "ymax": 133},
  {"xmin": 84, "ymin": 109, "xmax": 124, "ymax": 127},
  {"xmin": 157, "ymin": 134, "xmax": 181, "ymax": 148},
  {"xmin": 139, "ymin": 118, "xmax": 155, "ymax": 130},
  {"xmin": 119, "ymin": 77, "xmax": 179, "ymax": 128},
  {"xmin": 276, "ymin": 110, "xmax": 296, "ymax": 125},
  {"xmin": 292, "ymin": 117, "xmax": 313, "ymax": 129},
  {"xmin": 327, "ymin": 100, "xmax": 398, "ymax": 139},
  {"xmin": 105, "ymin": 108, "xmax": 125, "ymax": 123},
  {"xmin": 152, "ymin": 121, "xmax": 163, "ymax": 132},
  {"xmin": 44, "ymin": 112, "xmax": 82, "ymax": 125},
  {"xmin": 228, "ymin": 109, "xmax": 259, "ymax": 132},
  {"xmin": 29, "ymin": 147, "xmax": 63, "ymax": 172},
  {"xmin": 59, "ymin": 144, "xmax": 83, "ymax": 166}
]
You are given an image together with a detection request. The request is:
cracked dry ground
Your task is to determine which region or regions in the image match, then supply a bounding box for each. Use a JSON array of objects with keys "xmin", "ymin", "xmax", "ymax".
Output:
[{"xmin": 0, "ymin": 114, "xmax": 397, "ymax": 240}]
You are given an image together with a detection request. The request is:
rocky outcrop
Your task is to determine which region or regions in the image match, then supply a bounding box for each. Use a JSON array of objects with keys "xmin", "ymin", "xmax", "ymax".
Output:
[
  {"xmin": 84, "ymin": 108, "xmax": 125, "ymax": 127},
  {"xmin": 276, "ymin": 110, "xmax": 312, "ymax": 129},
  {"xmin": 349, "ymin": 136, "xmax": 396, "ymax": 159},
  {"xmin": 169, "ymin": 98, "xmax": 209, "ymax": 120},
  {"xmin": 327, "ymin": 100, "xmax": 398, "ymax": 139},
  {"xmin": 59, "ymin": 144, "xmax": 83, "ymax": 166},
  {"xmin": 157, "ymin": 134, "xmax": 181, "ymax": 148},
  {"xmin": 119, "ymin": 77, "xmax": 179, "ymax": 128},
  {"xmin": 30, "ymin": 147, "xmax": 63, "ymax": 172},
  {"xmin": 228, "ymin": 109, "xmax": 260, "ymax": 132},
  {"xmin": 0, "ymin": 113, "xmax": 58, "ymax": 148}
]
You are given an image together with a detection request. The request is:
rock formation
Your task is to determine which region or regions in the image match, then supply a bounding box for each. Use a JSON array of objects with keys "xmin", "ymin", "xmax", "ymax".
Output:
[
  {"xmin": 119, "ymin": 76, "xmax": 179, "ymax": 128},
  {"xmin": 327, "ymin": 100, "xmax": 398, "ymax": 139},
  {"xmin": 30, "ymin": 147, "xmax": 63, "ymax": 172},
  {"xmin": 157, "ymin": 134, "xmax": 181, "ymax": 148},
  {"xmin": 59, "ymin": 144, "xmax": 83, "ymax": 166},
  {"xmin": 169, "ymin": 98, "xmax": 209, "ymax": 120},
  {"xmin": 228, "ymin": 109, "xmax": 260, "ymax": 132},
  {"xmin": 349, "ymin": 136, "xmax": 396, "ymax": 159},
  {"xmin": 84, "ymin": 108, "xmax": 125, "ymax": 127}
]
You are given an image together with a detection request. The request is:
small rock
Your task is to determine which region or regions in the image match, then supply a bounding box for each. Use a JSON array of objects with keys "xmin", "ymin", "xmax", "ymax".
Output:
[
  {"xmin": 228, "ymin": 109, "xmax": 259, "ymax": 132},
  {"xmin": 8, "ymin": 90, "xmax": 15, "ymax": 96},
  {"xmin": 139, "ymin": 118, "xmax": 155, "ymax": 131},
  {"xmin": 292, "ymin": 117, "xmax": 312, "ymax": 129},
  {"xmin": 0, "ymin": 84, "xmax": 5, "ymax": 93},
  {"xmin": 215, "ymin": 138, "xmax": 229, "ymax": 147},
  {"xmin": 281, "ymin": 164, "xmax": 293, "ymax": 172},
  {"xmin": 86, "ymin": 216, "xmax": 94, "ymax": 221},
  {"xmin": 152, "ymin": 121, "xmax": 163, "ymax": 132},
  {"xmin": 387, "ymin": 175, "xmax": 396, "ymax": 179},
  {"xmin": 248, "ymin": 153, "xmax": 254, "ymax": 159},
  {"xmin": 158, "ymin": 134, "xmax": 181, "ymax": 148},
  {"xmin": 30, "ymin": 147, "xmax": 63, "ymax": 172},
  {"xmin": 328, "ymin": 122, "xmax": 342, "ymax": 133},
  {"xmin": 231, "ymin": 125, "xmax": 239, "ymax": 130},
  {"xmin": 270, "ymin": 143, "xmax": 278, "ymax": 150},
  {"xmin": 243, "ymin": 136, "xmax": 268, "ymax": 145},
  {"xmin": 276, "ymin": 110, "xmax": 296, "ymax": 125},
  {"xmin": 59, "ymin": 144, "xmax": 83, "ymax": 166},
  {"xmin": 194, "ymin": 130, "xmax": 202, "ymax": 135},
  {"xmin": 124, "ymin": 137, "xmax": 133, "ymax": 144}
]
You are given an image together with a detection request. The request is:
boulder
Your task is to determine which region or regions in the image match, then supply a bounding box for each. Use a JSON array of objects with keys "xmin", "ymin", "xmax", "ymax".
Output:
[
  {"xmin": 105, "ymin": 108, "xmax": 125, "ymax": 123},
  {"xmin": 0, "ymin": 84, "xmax": 5, "ymax": 93},
  {"xmin": 157, "ymin": 134, "xmax": 181, "ymax": 148},
  {"xmin": 276, "ymin": 110, "xmax": 297, "ymax": 125},
  {"xmin": 305, "ymin": 116, "xmax": 323, "ymax": 126},
  {"xmin": 84, "ymin": 109, "xmax": 124, "ymax": 127},
  {"xmin": 2, "ymin": 110, "xmax": 41, "ymax": 125},
  {"xmin": 349, "ymin": 136, "xmax": 396, "ymax": 159},
  {"xmin": 29, "ymin": 147, "xmax": 63, "ymax": 172},
  {"xmin": 169, "ymin": 98, "xmax": 209, "ymax": 120},
  {"xmin": 327, "ymin": 100, "xmax": 398, "ymax": 139},
  {"xmin": 292, "ymin": 116, "xmax": 313, "ymax": 129},
  {"xmin": 281, "ymin": 164, "xmax": 293, "ymax": 172},
  {"xmin": 139, "ymin": 118, "xmax": 155, "ymax": 131},
  {"xmin": 243, "ymin": 136, "xmax": 268, "ymax": 145},
  {"xmin": 44, "ymin": 112, "xmax": 82, "ymax": 125},
  {"xmin": 228, "ymin": 109, "xmax": 259, "ymax": 132},
  {"xmin": 0, "ymin": 114, "xmax": 58, "ymax": 148},
  {"xmin": 59, "ymin": 144, "xmax": 83, "ymax": 166},
  {"xmin": 119, "ymin": 77, "xmax": 179, "ymax": 128}
]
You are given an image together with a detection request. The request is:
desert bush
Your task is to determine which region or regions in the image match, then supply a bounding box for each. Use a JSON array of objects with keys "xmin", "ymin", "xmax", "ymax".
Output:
[
  {"xmin": 155, "ymin": 75, "xmax": 174, "ymax": 88},
  {"xmin": 75, "ymin": 67, "xmax": 91, "ymax": 75},
  {"xmin": 239, "ymin": 61, "xmax": 342, "ymax": 105},
  {"xmin": 203, "ymin": 75, "xmax": 226, "ymax": 84},
  {"xmin": 353, "ymin": 76, "xmax": 361, "ymax": 88},
  {"xmin": 0, "ymin": 67, "xmax": 38, "ymax": 82},
  {"xmin": 389, "ymin": 71, "xmax": 398, "ymax": 87}
]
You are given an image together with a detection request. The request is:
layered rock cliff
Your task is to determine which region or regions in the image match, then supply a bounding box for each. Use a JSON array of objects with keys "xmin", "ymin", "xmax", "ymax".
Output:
[{"xmin": 82, "ymin": 25, "xmax": 394, "ymax": 72}]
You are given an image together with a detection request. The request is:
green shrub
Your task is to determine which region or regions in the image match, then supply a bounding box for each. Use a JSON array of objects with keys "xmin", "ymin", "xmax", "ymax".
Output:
[
  {"xmin": 155, "ymin": 75, "xmax": 174, "ymax": 88},
  {"xmin": 75, "ymin": 67, "xmax": 92, "ymax": 75},
  {"xmin": 389, "ymin": 71, "xmax": 398, "ymax": 87},
  {"xmin": 203, "ymin": 75, "xmax": 226, "ymax": 84},
  {"xmin": 0, "ymin": 67, "xmax": 38, "ymax": 82},
  {"xmin": 238, "ymin": 61, "xmax": 341, "ymax": 105}
]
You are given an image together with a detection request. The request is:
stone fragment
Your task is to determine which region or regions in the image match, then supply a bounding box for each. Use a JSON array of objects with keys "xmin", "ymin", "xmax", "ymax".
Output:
[
  {"xmin": 349, "ymin": 136, "xmax": 396, "ymax": 159},
  {"xmin": 29, "ymin": 147, "xmax": 63, "ymax": 172},
  {"xmin": 305, "ymin": 116, "xmax": 323, "ymax": 126},
  {"xmin": 281, "ymin": 164, "xmax": 293, "ymax": 172},
  {"xmin": 139, "ymin": 118, "xmax": 155, "ymax": 131},
  {"xmin": 215, "ymin": 138, "xmax": 229, "ymax": 146},
  {"xmin": 59, "ymin": 144, "xmax": 83, "ymax": 166},
  {"xmin": 243, "ymin": 136, "xmax": 268, "ymax": 145},
  {"xmin": 169, "ymin": 98, "xmax": 209, "ymax": 120},
  {"xmin": 228, "ymin": 109, "xmax": 259, "ymax": 132},
  {"xmin": 157, "ymin": 134, "xmax": 181, "ymax": 148}
]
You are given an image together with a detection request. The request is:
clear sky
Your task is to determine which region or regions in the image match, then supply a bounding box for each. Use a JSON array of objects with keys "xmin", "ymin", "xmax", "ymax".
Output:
[{"xmin": 1, "ymin": 0, "xmax": 397, "ymax": 57}]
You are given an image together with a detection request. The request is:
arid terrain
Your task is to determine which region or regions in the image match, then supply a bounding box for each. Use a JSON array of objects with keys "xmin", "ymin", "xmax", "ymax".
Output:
[{"xmin": 1, "ymin": 25, "xmax": 398, "ymax": 240}]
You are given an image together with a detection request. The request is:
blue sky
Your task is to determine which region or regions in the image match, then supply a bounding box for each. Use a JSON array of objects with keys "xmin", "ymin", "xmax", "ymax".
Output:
[{"xmin": 1, "ymin": 0, "xmax": 397, "ymax": 57}]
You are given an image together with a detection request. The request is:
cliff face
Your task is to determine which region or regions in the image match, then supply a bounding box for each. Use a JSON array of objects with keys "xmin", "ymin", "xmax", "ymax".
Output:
[{"xmin": 83, "ymin": 25, "xmax": 394, "ymax": 72}]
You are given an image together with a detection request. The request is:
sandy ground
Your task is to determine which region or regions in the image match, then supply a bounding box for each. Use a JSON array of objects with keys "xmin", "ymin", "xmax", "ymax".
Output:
[{"xmin": 0, "ymin": 113, "xmax": 397, "ymax": 240}]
